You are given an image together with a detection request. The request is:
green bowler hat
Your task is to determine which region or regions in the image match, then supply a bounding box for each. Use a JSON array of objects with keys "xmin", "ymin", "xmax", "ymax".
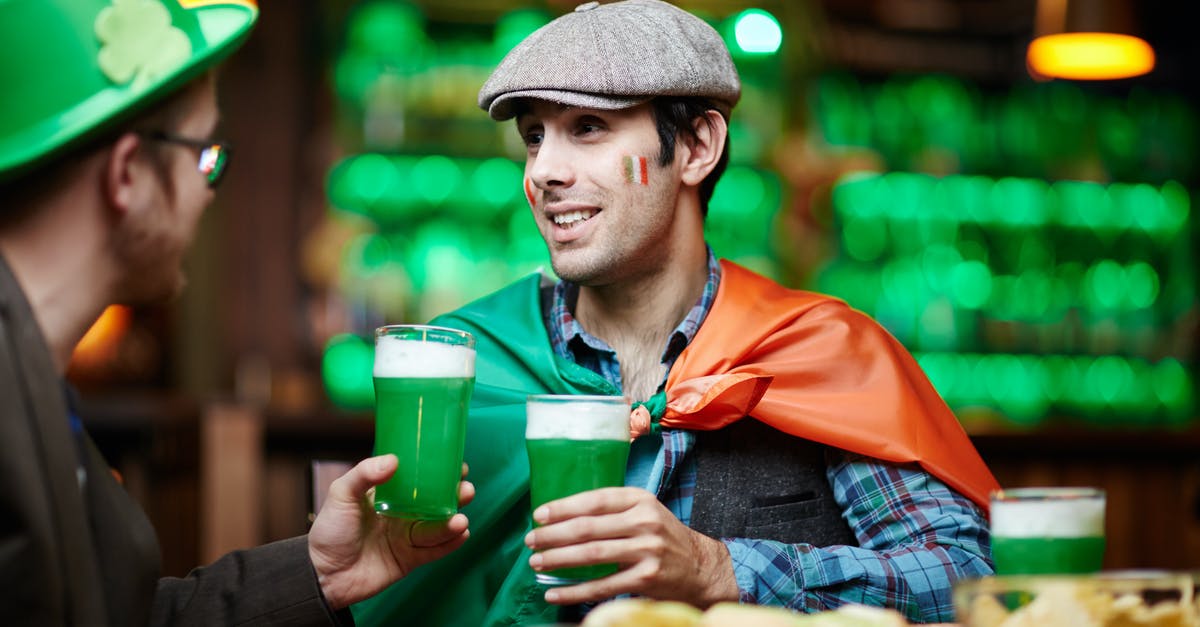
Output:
[{"xmin": 0, "ymin": 0, "xmax": 258, "ymax": 183}]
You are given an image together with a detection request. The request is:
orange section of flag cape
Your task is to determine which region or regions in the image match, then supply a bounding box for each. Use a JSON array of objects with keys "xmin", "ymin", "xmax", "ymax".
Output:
[{"xmin": 661, "ymin": 260, "xmax": 998, "ymax": 510}]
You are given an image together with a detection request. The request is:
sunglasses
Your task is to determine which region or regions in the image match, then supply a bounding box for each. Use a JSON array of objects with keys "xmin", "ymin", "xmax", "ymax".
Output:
[{"xmin": 140, "ymin": 131, "xmax": 232, "ymax": 189}]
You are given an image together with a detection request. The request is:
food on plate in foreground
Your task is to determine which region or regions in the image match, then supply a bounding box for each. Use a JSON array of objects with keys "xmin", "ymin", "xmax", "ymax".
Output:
[
  {"xmin": 955, "ymin": 572, "xmax": 1199, "ymax": 627},
  {"xmin": 965, "ymin": 582, "xmax": 1196, "ymax": 626},
  {"xmin": 580, "ymin": 598, "xmax": 909, "ymax": 626}
]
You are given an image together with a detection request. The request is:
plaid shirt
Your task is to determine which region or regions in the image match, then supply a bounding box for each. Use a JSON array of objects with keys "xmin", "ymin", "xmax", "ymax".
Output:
[{"xmin": 544, "ymin": 250, "xmax": 992, "ymax": 623}]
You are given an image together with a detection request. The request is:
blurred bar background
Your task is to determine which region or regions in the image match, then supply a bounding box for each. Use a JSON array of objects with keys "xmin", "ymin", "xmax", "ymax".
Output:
[{"xmin": 70, "ymin": 0, "xmax": 1199, "ymax": 577}]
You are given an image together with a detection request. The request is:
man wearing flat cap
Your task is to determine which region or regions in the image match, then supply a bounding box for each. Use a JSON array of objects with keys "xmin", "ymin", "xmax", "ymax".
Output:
[{"xmin": 356, "ymin": 1, "xmax": 996, "ymax": 625}]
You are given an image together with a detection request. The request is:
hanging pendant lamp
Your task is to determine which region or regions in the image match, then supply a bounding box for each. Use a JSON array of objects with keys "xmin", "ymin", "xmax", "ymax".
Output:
[{"xmin": 1026, "ymin": 0, "xmax": 1155, "ymax": 80}]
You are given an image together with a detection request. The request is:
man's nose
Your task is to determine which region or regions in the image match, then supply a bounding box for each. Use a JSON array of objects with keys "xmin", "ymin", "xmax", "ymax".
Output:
[{"xmin": 528, "ymin": 134, "xmax": 575, "ymax": 191}]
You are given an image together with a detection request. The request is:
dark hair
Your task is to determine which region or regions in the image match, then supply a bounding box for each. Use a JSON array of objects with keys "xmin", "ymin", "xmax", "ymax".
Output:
[{"xmin": 650, "ymin": 97, "xmax": 730, "ymax": 218}]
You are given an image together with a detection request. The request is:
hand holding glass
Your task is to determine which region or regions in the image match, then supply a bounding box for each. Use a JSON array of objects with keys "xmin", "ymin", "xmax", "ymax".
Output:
[
  {"xmin": 525, "ymin": 395, "xmax": 631, "ymax": 585},
  {"xmin": 372, "ymin": 325, "xmax": 475, "ymax": 520}
]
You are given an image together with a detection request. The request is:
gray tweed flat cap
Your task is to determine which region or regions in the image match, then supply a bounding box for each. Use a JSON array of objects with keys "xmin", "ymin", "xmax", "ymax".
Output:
[{"xmin": 479, "ymin": 0, "xmax": 741, "ymax": 121}]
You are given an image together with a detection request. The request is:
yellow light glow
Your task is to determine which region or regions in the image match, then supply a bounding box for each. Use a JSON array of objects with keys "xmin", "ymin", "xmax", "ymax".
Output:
[
  {"xmin": 1028, "ymin": 32, "xmax": 1155, "ymax": 80},
  {"xmin": 71, "ymin": 305, "xmax": 131, "ymax": 369}
]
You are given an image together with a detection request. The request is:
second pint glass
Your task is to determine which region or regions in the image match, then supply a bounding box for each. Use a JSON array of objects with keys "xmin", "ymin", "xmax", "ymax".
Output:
[
  {"xmin": 990, "ymin": 487, "xmax": 1106, "ymax": 574},
  {"xmin": 526, "ymin": 394, "xmax": 631, "ymax": 585},
  {"xmin": 372, "ymin": 325, "xmax": 475, "ymax": 519}
]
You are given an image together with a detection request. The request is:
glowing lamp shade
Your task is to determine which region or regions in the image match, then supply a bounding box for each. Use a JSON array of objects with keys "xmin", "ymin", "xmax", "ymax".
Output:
[
  {"xmin": 1027, "ymin": 0, "xmax": 1155, "ymax": 80},
  {"xmin": 1028, "ymin": 32, "xmax": 1155, "ymax": 80}
]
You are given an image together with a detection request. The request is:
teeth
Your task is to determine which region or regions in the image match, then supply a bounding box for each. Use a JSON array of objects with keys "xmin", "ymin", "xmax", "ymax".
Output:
[{"xmin": 553, "ymin": 210, "xmax": 596, "ymax": 227}]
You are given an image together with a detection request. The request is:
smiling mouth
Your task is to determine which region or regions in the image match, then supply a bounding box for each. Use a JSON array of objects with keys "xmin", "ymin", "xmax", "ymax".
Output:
[{"xmin": 552, "ymin": 209, "xmax": 599, "ymax": 229}]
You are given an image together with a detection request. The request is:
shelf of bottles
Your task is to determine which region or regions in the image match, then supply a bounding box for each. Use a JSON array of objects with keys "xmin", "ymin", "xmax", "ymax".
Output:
[
  {"xmin": 318, "ymin": 1, "xmax": 788, "ymax": 409},
  {"xmin": 812, "ymin": 74, "xmax": 1197, "ymax": 428}
]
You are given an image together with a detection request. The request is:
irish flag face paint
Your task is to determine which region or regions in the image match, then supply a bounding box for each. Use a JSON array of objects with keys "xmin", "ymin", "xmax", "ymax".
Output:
[
  {"xmin": 623, "ymin": 155, "xmax": 649, "ymax": 186},
  {"xmin": 524, "ymin": 176, "xmax": 538, "ymax": 208}
]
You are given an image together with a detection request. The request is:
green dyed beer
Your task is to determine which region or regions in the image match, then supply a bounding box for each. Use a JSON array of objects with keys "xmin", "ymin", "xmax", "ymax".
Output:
[
  {"xmin": 990, "ymin": 487, "xmax": 1106, "ymax": 575},
  {"xmin": 526, "ymin": 395, "xmax": 631, "ymax": 586},
  {"xmin": 527, "ymin": 438, "xmax": 630, "ymax": 582},
  {"xmin": 991, "ymin": 535, "xmax": 1105, "ymax": 575},
  {"xmin": 373, "ymin": 326, "xmax": 475, "ymax": 520},
  {"xmin": 373, "ymin": 376, "xmax": 473, "ymax": 518}
]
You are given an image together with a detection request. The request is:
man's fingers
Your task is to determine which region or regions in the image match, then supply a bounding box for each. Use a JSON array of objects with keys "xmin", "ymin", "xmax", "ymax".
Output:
[
  {"xmin": 408, "ymin": 513, "xmax": 470, "ymax": 547},
  {"xmin": 527, "ymin": 506, "xmax": 646, "ymax": 550},
  {"xmin": 540, "ymin": 562, "xmax": 652, "ymax": 605},
  {"xmin": 530, "ymin": 539, "xmax": 633, "ymax": 573},
  {"xmin": 533, "ymin": 487, "xmax": 642, "ymax": 524},
  {"xmin": 458, "ymin": 479, "xmax": 476, "ymax": 507},
  {"xmin": 326, "ymin": 455, "xmax": 398, "ymax": 506}
]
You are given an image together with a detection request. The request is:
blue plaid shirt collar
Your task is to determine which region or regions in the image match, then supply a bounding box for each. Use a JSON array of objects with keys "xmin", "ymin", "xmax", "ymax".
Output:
[{"xmin": 546, "ymin": 248, "xmax": 722, "ymax": 389}]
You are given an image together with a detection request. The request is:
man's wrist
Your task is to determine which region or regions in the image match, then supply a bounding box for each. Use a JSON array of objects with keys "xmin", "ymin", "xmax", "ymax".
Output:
[
  {"xmin": 693, "ymin": 533, "xmax": 740, "ymax": 608},
  {"xmin": 309, "ymin": 542, "xmax": 348, "ymax": 611}
]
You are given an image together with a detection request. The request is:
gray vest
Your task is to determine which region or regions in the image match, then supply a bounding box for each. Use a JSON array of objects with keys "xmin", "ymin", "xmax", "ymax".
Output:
[{"xmin": 691, "ymin": 418, "xmax": 858, "ymax": 547}]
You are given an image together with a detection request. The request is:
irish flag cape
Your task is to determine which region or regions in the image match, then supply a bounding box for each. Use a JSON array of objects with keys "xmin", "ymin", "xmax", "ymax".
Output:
[{"xmin": 352, "ymin": 260, "xmax": 998, "ymax": 627}]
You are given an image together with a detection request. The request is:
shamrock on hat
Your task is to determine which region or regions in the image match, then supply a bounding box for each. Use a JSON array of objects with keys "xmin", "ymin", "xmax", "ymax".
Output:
[{"xmin": 96, "ymin": 0, "xmax": 192, "ymax": 88}]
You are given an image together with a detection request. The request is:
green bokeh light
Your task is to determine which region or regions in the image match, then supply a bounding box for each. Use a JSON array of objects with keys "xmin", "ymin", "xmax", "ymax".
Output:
[
  {"xmin": 921, "ymin": 244, "xmax": 962, "ymax": 292},
  {"xmin": 843, "ymin": 216, "xmax": 887, "ymax": 262},
  {"xmin": 411, "ymin": 155, "xmax": 461, "ymax": 205},
  {"xmin": 472, "ymin": 158, "xmax": 523, "ymax": 208},
  {"xmin": 1126, "ymin": 262, "xmax": 1161, "ymax": 309},
  {"xmin": 1086, "ymin": 259, "xmax": 1125, "ymax": 311},
  {"xmin": 347, "ymin": 1, "xmax": 424, "ymax": 59},
  {"xmin": 1160, "ymin": 180, "xmax": 1191, "ymax": 235},
  {"xmin": 322, "ymin": 334, "xmax": 375, "ymax": 411},
  {"xmin": 913, "ymin": 352, "xmax": 1190, "ymax": 424},
  {"xmin": 710, "ymin": 166, "xmax": 766, "ymax": 217},
  {"xmin": 831, "ymin": 174, "xmax": 1183, "ymax": 233},
  {"xmin": 1013, "ymin": 270, "xmax": 1051, "ymax": 320},
  {"xmin": 494, "ymin": 9, "xmax": 551, "ymax": 59},
  {"xmin": 329, "ymin": 154, "xmax": 401, "ymax": 215},
  {"xmin": 992, "ymin": 177, "xmax": 1048, "ymax": 226},
  {"xmin": 406, "ymin": 221, "xmax": 475, "ymax": 293},
  {"xmin": 950, "ymin": 261, "xmax": 992, "ymax": 309},
  {"xmin": 731, "ymin": 9, "xmax": 782, "ymax": 55},
  {"xmin": 1154, "ymin": 359, "xmax": 1192, "ymax": 413},
  {"xmin": 346, "ymin": 233, "xmax": 393, "ymax": 273}
]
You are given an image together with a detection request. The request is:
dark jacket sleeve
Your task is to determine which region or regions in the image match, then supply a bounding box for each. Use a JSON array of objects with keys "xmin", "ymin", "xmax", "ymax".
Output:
[{"xmin": 150, "ymin": 536, "xmax": 355, "ymax": 627}]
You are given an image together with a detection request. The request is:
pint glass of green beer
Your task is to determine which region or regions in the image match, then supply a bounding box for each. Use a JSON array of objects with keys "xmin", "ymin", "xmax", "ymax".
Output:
[
  {"xmin": 526, "ymin": 395, "xmax": 631, "ymax": 586},
  {"xmin": 372, "ymin": 325, "xmax": 475, "ymax": 519},
  {"xmin": 990, "ymin": 487, "xmax": 1106, "ymax": 574}
]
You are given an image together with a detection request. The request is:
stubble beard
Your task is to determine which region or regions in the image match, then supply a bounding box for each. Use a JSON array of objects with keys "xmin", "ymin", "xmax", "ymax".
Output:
[
  {"xmin": 549, "ymin": 247, "xmax": 616, "ymax": 286},
  {"xmin": 541, "ymin": 169, "xmax": 679, "ymax": 287},
  {"xmin": 112, "ymin": 217, "xmax": 189, "ymax": 305},
  {"xmin": 546, "ymin": 212, "xmax": 673, "ymax": 288}
]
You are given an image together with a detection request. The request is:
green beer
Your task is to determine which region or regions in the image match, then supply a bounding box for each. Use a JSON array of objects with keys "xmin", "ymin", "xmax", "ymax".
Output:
[
  {"xmin": 991, "ymin": 536, "xmax": 1106, "ymax": 575},
  {"xmin": 373, "ymin": 325, "xmax": 475, "ymax": 520},
  {"xmin": 990, "ymin": 487, "xmax": 1106, "ymax": 575},
  {"xmin": 526, "ymin": 395, "xmax": 631, "ymax": 586},
  {"xmin": 527, "ymin": 438, "xmax": 630, "ymax": 582}
]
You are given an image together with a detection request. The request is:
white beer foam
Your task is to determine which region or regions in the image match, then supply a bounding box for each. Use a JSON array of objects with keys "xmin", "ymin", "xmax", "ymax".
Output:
[
  {"xmin": 374, "ymin": 336, "xmax": 475, "ymax": 378},
  {"xmin": 526, "ymin": 399, "xmax": 630, "ymax": 440},
  {"xmin": 991, "ymin": 496, "xmax": 1105, "ymax": 538}
]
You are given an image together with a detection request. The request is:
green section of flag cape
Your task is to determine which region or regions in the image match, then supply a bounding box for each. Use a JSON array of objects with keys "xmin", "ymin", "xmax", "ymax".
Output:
[{"xmin": 351, "ymin": 273, "xmax": 617, "ymax": 627}]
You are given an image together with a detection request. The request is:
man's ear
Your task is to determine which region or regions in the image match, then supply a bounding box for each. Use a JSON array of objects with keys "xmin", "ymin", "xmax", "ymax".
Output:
[
  {"xmin": 679, "ymin": 110, "xmax": 728, "ymax": 187},
  {"xmin": 102, "ymin": 132, "xmax": 150, "ymax": 216}
]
